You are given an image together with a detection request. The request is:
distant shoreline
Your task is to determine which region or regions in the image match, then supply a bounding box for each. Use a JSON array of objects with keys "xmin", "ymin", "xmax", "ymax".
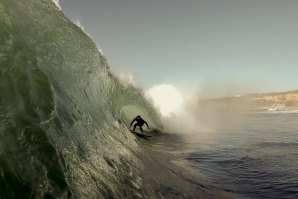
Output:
[{"xmin": 200, "ymin": 89, "xmax": 298, "ymax": 111}]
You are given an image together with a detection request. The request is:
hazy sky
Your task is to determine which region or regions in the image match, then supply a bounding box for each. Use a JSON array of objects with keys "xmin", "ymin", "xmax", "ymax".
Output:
[{"xmin": 60, "ymin": 0, "xmax": 298, "ymax": 97}]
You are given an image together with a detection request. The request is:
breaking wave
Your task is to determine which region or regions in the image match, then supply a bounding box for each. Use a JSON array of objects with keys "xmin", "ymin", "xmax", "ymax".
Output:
[{"xmin": 0, "ymin": 0, "xmax": 161, "ymax": 198}]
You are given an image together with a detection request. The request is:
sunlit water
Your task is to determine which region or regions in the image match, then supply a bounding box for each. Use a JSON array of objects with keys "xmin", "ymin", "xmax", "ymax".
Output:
[
  {"xmin": 145, "ymin": 112, "xmax": 298, "ymax": 198},
  {"xmin": 2, "ymin": 1, "xmax": 297, "ymax": 198},
  {"xmin": 180, "ymin": 112, "xmax": 298, "ymax": 199}
]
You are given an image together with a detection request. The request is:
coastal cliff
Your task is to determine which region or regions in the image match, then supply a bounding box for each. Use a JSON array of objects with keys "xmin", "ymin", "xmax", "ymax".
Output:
[{"xmin": 201, "ymin": 90, "xmax": 298, "ymax": 111}]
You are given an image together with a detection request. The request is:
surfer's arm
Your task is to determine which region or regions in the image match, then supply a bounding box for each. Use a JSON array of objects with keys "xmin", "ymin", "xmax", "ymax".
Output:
[
  {"xmin": 144, "ymin": 121, "xmax": 149, "ymax": 129},
  {"xmin": 130, "ymin": 118, "xmax": 136, "ymax": 127}
]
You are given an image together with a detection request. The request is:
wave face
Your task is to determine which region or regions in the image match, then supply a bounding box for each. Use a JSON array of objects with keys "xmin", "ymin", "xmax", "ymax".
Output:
[{"xmin": 0, "ymin": 0, "xmax": 161, "ymax": 198}]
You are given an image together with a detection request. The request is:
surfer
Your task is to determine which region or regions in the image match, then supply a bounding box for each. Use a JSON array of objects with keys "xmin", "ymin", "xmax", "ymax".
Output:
[{"xmin": 130, "ymin": 115, "xmax": 150, "ymax": 133}]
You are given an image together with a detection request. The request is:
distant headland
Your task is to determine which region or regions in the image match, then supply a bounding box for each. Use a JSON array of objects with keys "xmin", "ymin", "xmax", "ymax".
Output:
[{"xmin": 201, "ymin": 90, "xmax": 298, "ymax": 111}]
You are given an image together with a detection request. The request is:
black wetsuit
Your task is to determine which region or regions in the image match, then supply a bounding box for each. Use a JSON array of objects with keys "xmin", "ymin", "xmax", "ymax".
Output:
[{"xmin": 130, "ymin": 116, "xmax": 149, "ymax": 133}]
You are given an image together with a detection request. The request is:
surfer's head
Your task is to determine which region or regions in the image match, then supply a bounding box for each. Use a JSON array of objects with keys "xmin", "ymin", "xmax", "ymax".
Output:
[{"xmin": 137, "ymin": 115, "xmax": 141, "ymax": 118}]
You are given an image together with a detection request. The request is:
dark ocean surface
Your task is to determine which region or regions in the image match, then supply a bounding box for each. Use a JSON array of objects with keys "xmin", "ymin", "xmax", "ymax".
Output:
[{"xmin": 153, "ymin": 112, "xmax": 298, "ymax": 199}]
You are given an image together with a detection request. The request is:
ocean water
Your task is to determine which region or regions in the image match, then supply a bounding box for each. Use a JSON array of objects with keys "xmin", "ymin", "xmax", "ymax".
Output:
[
  {"xmin": 170, "ymin": 112, "xmax": 298, "ymax": 199},
  {"xmin": 0, "ymin": 1, "xmax": 162, "ymax": 198},
  {"xmin": 1, "ymin": 1, "xmax": 298, "ymax": 199}
]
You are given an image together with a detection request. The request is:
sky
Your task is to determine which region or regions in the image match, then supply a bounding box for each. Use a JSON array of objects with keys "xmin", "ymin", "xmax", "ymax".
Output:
[{"xmin": 59, "ymin": 0, "xmax": 298, "ymax": 100}]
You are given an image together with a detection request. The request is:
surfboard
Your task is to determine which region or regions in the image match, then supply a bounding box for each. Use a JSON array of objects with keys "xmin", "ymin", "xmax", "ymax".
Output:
[{"xmin": 130, "ymin": 130, "xmax": 151, "ymax": 140}]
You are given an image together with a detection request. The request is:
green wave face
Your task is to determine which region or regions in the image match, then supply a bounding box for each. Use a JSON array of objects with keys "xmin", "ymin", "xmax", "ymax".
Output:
[{"xmin": 0, "ymin": 0, "xmax": 161, "ymax": 198}]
